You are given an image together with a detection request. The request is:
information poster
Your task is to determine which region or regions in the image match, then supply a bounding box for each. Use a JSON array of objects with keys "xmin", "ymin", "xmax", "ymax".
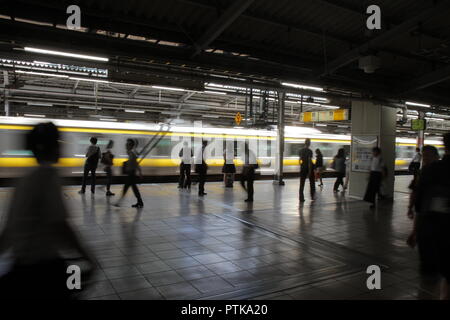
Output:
[{"xmin": 351, "ymin": 135, "xmax": 378, "ymax": 172}]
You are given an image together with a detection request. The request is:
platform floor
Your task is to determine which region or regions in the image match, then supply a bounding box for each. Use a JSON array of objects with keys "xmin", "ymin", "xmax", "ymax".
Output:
[{"xmin": 0, "ymin": 176, "xmax": 442, "ymax": 300}]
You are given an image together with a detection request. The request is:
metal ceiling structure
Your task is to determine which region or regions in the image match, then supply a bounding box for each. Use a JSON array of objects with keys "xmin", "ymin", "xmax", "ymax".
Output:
[{"xmin": 0, "ymin": 0, "xmax": 449, "ymax": 136}]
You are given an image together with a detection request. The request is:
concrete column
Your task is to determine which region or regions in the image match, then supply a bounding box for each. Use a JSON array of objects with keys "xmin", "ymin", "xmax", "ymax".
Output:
[
  {"xmin": 349, "ymin": 101, "xmax": 396, "ymax": 199},
  {"xmin": 417, "ymin": 111, "xmax": 425, "ymax": 149},
  {"xmin": 3, "ymin": 71, "xmax": 9, "ymax": 116},
  {"xmin": 273, "ymin": 91, "xmax": 285, "ymax": 185}
]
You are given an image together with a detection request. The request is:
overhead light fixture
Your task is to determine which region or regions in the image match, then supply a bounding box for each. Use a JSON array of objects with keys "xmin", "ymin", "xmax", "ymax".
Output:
[
  {"xmin": 151, "ymin": 85, "xmax": 186, "ymax": 92},
  {"xmin": 125, "ymin": 109, "xmax": 145, "ymax": 113},
  {"xmin": 27, "ymin": 102, "xmax": 53, "ymax": 107},
  {"xmin": 100, "ymin": 118, "xmax": 117, "ymax": 121},
  {"xmin": 321, "ymin": 105, "xmax": 340, "ymax": 109},
  {"xmin": 78, "ymin": 106, "xmax": 100, "ymax": 110},
  {"xmin": 24, "ymin": 47, "xmax": 109, "ymax": 62},
  {"xmin": 315, "ymin": 123, "xmax": 327, "ymax": 127},
  {"xmin": 69, "ymin": 77, "xmax": 109, "ymax": 83},
  {"xmin": 24, "ymin": 114, "xmax": 45, "ymax": 118},
  {"xmin": 203, "ymin": 90, "xmax": 227, "ymax": 95},
  {"xmin": 281, "ymin": 82, "xmax": 324, "ymax": 92},
  {"xmin": 15, "ymin": 70, "xmax": 69, "ymax": 78},
  {"xmin": 202, "ymin": 115, "xmax": 220, "ymax": 118},
  {"xmin": 405, "ymin": 101, "xmax": 431, "ymax": 108},
  {"xmin": 161, "ymin": 111, "xmax": 180, "ymax": 115}
]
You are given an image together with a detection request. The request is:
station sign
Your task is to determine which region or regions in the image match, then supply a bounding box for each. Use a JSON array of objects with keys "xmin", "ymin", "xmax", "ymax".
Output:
[
  {"xmin": 299, "ymin": 109, "xmax": 348, "ymax": 122},
  {"xmin": 235, "ymin": 112, "xmax": 242, "ymax": 125},
  {"xmin": 411, "ymin": 118, "xmax": 426, "ymax": 131}
]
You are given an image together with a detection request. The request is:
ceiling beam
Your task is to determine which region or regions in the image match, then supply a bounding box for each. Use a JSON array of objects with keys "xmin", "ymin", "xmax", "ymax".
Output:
[
  {"xmin": 399, "ymin": 65, "xmax": 450, "ymax": 93},
  {"xmin": 318, "ymin": 1, "xmax": 450, "ymax": 76},
  {"xmin": 191, "ymin": 0, "xmax": 254, "ymax": 58}
]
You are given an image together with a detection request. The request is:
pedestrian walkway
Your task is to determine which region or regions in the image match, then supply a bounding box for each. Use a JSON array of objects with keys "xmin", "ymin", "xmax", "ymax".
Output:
[{"xmin": 0, "ymin": 176, "xmax": 441, "ymax": 300}]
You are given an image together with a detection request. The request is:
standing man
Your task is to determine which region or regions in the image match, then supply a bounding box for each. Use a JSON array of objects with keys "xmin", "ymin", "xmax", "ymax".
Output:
[
  {"xmin": 409, "ymin": 147, "xmax": 422, "ymax": 177},
  {"xmin": 195, "ymin": 140, "xmax": 208, "ymax": 196},
  {"xmin": 179, "ymin": 141, "xmax": 193, "ymax": 189},
  {"xmin": 79, "ymin": 137, "xmax": 101, "ymax": 194},
  {"xmin": 299, "ymin": 138, "xmax": 315, "ymax": 202},
  {"xmin": 101, "ymin": 140, "xmax": 115, "ymax": 196},
  {"xmin": 363, "ymin": 147, "xmax": 386, "ymax": 209}
]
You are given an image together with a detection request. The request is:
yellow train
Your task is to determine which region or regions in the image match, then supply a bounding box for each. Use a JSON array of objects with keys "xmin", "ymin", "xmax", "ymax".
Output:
[{"xmin": 0, "ymin": 117, "xmax": 444, "ymax": 178}]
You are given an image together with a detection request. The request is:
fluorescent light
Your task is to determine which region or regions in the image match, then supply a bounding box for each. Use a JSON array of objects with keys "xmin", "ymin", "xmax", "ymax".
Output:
[
  {"xmin": 321, "ymin": 105, "xmax": 340, "ymax": 109},
  {"xmin": 15, "ymin": 70, "xmax": 69, "ymax": 78},
  {"xmin": 24, "ymin": 47, "xmax": 109, "ymax": 62},
  {"xmin": 315, "ymin": 124, "xmax": 327, "ymax": 127},
  {"xmin": 203, "ymin": 90, "xmax": 227, "ymax": 95},
  {"xmin": 426, "ymin": 117, "xmax": 444, "ymax": 121},
  {"xmin": 79, "ymin": 106, "xmax": 100, "ymax": 110},
  {"xmin": 69, "ymin": 77, "xmax": 109, "ymax": 83},
  {"xmin": 151, "ymin": 85, "xmax": 185, "ymax": 92},
  {"xmin": 406, "ymin": 101, "xmax": 431, "ymax": 108},
  {"xmin": 27, "ymin": 102, "xmax": 53, "ymax": 107},
  {"xmin": 100, "ymin": 118, "xmax": 117, "ymax": 121},
  {"xmin": 161, "ymin": 111, "xmax": 180, "ymax": 115},
  {"xmin": 125, "ymin": 109, "xmax": 145, "ymax": 114},
  {"xmin": 202, "ymin": 115, "xmax": 220, "ymax": 118},
  {"xmin": 282, "ymin": 82, "xmax": 324, "ymax": 92},
  {"xmin": 24, "ymin": 114, "xmax": 45, "ymax": 118}
]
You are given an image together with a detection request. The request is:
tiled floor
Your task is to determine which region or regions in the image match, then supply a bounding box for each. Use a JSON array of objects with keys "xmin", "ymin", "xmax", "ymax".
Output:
[{"xmin": 0, "ymin": 176, "xmax": 443, "ymax": 300}]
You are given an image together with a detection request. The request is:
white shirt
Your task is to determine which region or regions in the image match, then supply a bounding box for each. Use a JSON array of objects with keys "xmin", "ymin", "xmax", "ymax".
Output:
[
  {"xmin": 180, "ymin": 146, "xmax": 192, "ymax": 164},
  {"xmin": 370, "ymin": 155, "xmax": 385, "ymax": 172},
  {"xmin": 412, "ymin": 152, "xmax": 422, "ymax": 163}
]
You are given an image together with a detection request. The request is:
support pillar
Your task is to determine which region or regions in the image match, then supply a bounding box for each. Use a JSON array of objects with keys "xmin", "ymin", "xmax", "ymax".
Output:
[
  {"xmin": 3, "ymin": 71, "xmax": 9, "ymax": 116},
  {"xmin": 273, "ymin": 91, "xmax": 285, "ymax": 185},
  {"xmin": 417, "ymin": 111, "xmax": 425, "ymax": 149},
  {"xmin": 349, "ymin": 101, "xmax": 396, "ymax": 200}
]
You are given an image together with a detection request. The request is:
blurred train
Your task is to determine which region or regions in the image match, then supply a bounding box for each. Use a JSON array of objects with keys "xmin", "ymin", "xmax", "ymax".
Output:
[{"xmin": 0, "ymin": 117, "xmax": 445, "ymax": 178}]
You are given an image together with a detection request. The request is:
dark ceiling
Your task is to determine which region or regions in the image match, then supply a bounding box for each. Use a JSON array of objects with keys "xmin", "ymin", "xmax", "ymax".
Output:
[{"xmin": 0, "ymin": 0, "xmax": 450, "ymax": 108}]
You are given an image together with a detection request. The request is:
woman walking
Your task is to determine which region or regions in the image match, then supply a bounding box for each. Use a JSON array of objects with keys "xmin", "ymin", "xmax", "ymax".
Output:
[
  {"xmin": 333, "ymin": 148, "xmax": 346, "ymax": 192},
  {"xmin": 315, "ymin": 148, "xmax": 324, "ymax": 187}
]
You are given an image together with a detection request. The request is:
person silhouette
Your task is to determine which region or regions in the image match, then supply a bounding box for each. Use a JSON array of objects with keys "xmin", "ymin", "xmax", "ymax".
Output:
[
  {"xmin": 79, "ymin": 137, "xmax": 101, "ymax": 194},
  {"xmin": 0, "ymin": 122, "xmax": 95, "ymax": 299},
  {"xmin": 101, "ymin": 140, "xmax": 115, "ymax": 196}
]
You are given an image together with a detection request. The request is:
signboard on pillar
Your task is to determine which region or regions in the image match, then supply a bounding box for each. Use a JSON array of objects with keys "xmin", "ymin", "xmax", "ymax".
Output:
[
  {"xmin": 351, "ymin": 135, "xmax": 378, "ymax": 172},
  {"xmin": 299, "ymin": 109, "xmax": 349, "ymax": 122}
]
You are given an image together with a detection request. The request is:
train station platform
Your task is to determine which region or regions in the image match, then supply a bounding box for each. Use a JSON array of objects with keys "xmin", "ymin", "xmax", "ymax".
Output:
[{"xmin": 0, "ymin": 176, "xmax": 442, "ymax": 300}]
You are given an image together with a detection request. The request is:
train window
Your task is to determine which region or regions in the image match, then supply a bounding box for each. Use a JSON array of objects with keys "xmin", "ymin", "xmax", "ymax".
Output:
[
  {"xmin": 0, "ymin": 130, "xmax": 33, "ymax": 157},
  {"xmin": 149, "ymin": 136, "xmax": 172, "ymax": 157},
  {"xmin": 288, "ymin": 143, "xmax": 302, "ymax": 157},
  {"xmin": 258, "ymin": 138, "xmax": 272, "ymax": 157}
]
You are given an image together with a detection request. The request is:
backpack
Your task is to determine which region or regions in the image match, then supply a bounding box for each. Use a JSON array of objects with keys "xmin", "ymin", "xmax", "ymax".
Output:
[
  {"xmin": 86, "ymin": 146, "xmax": 100, "ymax": 165},
  {"xmin": 101, "ymin": 151, "xmax": 113, "ymax": 166}
]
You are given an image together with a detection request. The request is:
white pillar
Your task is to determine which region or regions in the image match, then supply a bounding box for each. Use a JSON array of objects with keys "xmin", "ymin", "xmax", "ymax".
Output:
[{"xmin": 349, "ymin": 101, "xmax": 396, "ymax": 199}]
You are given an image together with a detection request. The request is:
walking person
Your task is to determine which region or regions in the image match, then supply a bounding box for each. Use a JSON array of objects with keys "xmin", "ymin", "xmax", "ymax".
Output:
[
  {"xmin": 314, "ymin": 148, "xmax": 324, "ymax": 187},
  {"xmin": 414, "ymin": 132, "xmax": 450, "ymax": 299},
  {"xmin": 114, "ymin": 139, "xmax": 144, "ymax": 208},
  {"xmin": 332, "ymin": 148, "xmax": 346, "ymax": 192},
  {"xmin": 299, "ymin": 138, "xmax": 315, "ymax": 202},
  {"xmin": 195, "ymin": 140, "xmax": 208, "ymax": 196},
  {"xmin": 79, "ymin": 137, "xmax": 101, "ymax": 194},
  {"xmin": 406, "ymin": 145, "xmax": 440, "ymax": 274},
  {"xmin": 363, "ymin": 147, "xmax": 387, "ymax": 209},
  {"xmin": 240, "ymin": 142, "xmax": 258, "ymax": 202},
  {"xmin": 178, "ymin": 141, "xmax": 192, "ymax": 189},
  {"xmin": 101, "ymin": 140, "xmax": 115, "ymax": 196},
  {"xmin": 0, "ymin": 122, "xmax": 95, "ymax": 299}
]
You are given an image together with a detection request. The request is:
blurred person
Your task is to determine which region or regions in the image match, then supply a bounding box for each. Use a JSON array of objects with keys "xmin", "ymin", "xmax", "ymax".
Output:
[
  {"xmin": 114, "ymin": 139, "xmax": 144, "ymax": 208},
  {"xmin": 314, "ymin": 148, "xmax": 324, "ymax": 187},
  {"xmin": 178, "ymin": 141, "xmax": 193, "ymax": 189},
  {"xmin": 414, "ymin": 132, "xmax": 450, "ymax": 299},
  {"xmin": 299, "ymin": 138, "xmax": 315, "ymax": 202},
  {"xmin": 101, "ymin": 140, "xmax": 115, "ymax": 196},
  {"xmin": 195, "ymin": 140, "xmax": 208, "ymax": 196},
  {"xmin": 363, "ymin": 147, "xmax": 387, "ymax": 209},
  {"xmin": 240, "ymin": 142, "xmax": 258, "ymax": 202},
  {"xmin": 409, "ymin": 147, "xmax": 422, "ymax": 177},
  {"xmin": 222, "ymin": 146, "xmax": 236, "ymax": 188},
  {"xmin": 0, "ymin": 122, "xmax": 95, "ymax": 299},
  {"xmin": 79, "ymin": 136, "xmax": 101, "ymax": 194},
  {"xmin": 332, "ymin": 148, "xmax": 346, "ymax": 192},
  {"xmin": 343, "ymin": 155, "xmax": 350, "ymax": 191},
  {"xmin": 406, "ymin": 145, "xmax": 440, "ymax": 275}
]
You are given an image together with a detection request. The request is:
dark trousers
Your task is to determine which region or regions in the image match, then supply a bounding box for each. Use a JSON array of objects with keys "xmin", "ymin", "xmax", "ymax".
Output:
[
  {"xmin": 105, "ymin": 166, "xmax": 112, "ymax": 192},
  {"xmin": 334, "ymin": 172, "xmax": 345, "ymax": 191},
  {"xmin": 122, "ymin": 174, "xmax": 143, "ymax": 205},
  {"xmin": 416, "ymin": 214, "xmax": 439, "ymax": 273},
  {"xmin": 240, "ymin": 167, "xmax": 255, "ymax": 200},
  {"xmin": 196, "ymin": 164, "xmax": 207, "ymax": 195},
  {"xmin": 81, "ymin": 165, "xmax": 97, "ymax": 192},
  {"xmin": 300, "ymin": 170, "xmax": 315, "ymax": 200},
  {"xmin": 179, "ymin": 164, "xmax": 191, "ymax": 188},
  {"xmin": 364, "ymin": 171, "xmax": 382, "ymax": 204}
]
